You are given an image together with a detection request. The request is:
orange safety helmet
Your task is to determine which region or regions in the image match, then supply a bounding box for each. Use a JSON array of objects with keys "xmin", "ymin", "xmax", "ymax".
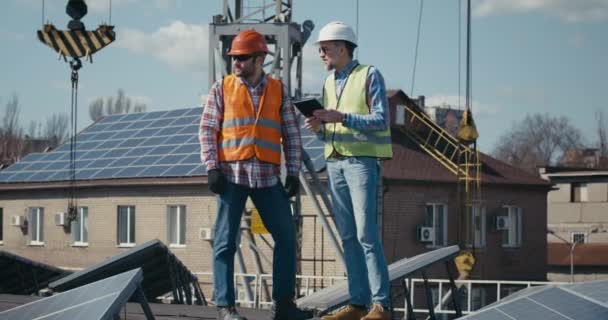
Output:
[{"xmin": 227, "ymin": 29, "xmax": 269, "ymax": 56}]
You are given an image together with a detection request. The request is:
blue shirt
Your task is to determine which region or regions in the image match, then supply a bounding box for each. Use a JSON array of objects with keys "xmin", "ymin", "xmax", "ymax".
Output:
[{"xmin": 318, "ymin": 59, "xmax": 390, "ymax": 140}]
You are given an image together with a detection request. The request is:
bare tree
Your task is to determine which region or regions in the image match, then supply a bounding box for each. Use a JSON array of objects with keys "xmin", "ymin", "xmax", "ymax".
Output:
[
  {"xmin": 492, "ymin": 113, "xmax": 584, "ymax": 173},
  {"xmin": 44, "ymin": 113, "xmax": 69, "ymax": 147},
  {"xmin": 27, "ymin": 120, "xmax": 40, "ymax": 138},
  {"xmin": 89, "ymin": 98, "xmax": 104, "ymax": 122},
  {"xmin": 89, "ymin": 89, "xmax": 147, "ymax": 122},
  {"xmin": 0, "ymin": 93, "xmax": 24, "ymax": 162},
  {"xmin": 597, "ymin": 109, "xmax": 608, "ymax": 168}
]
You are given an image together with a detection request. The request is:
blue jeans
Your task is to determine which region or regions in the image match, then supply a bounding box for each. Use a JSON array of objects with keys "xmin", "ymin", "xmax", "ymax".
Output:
[
  {"xmin": 326, "ymin": 157, "xmax": 390, "ymax": 307},
  {"xmin": 213, "ymin": 181, "xmax": 296, "ymax": 306}
]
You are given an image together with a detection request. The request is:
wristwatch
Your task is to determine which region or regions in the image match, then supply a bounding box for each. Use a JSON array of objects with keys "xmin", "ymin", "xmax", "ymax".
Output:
[{"xmin": 342, "ymin": 113, "xmax": 347, "ymax": 124}]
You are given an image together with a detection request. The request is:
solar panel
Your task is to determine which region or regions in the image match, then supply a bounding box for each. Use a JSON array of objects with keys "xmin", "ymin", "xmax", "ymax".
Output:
[
  {"xmin": 49, "ymin": 239, "xmax": 206, "ymax": 306},
  {"xmin": 0, "ymin": 250, "xmax": 70, "ymax": 295},
  {"xmin": 460, "ymin": 279, "xmax": 608, "ymax": 320},
  {"xmin": 0, "ymin": 107, "xmax": 327, "ymax": 183},
  {"xmin": 0, "ymin": 268, "xmax": 153, "ymax": 320},
  {"xmin": 565, "ymin": 279, "xmax": 608, "ymax": 304},
  {"xmin": 297, "ymin": 245, "xmax": 460, "ymax": 313}
]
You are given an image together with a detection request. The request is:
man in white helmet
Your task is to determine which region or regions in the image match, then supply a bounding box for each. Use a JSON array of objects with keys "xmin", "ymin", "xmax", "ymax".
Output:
[{"xmin": 304, "ymin": 21, "xmax": 392, "ymax": 320}]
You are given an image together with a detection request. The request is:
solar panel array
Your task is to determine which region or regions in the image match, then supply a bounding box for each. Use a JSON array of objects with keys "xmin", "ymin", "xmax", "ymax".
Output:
[
  {"xmin": 0, "ymin": 268, "xmax": 147, "ymax": 320},
  {"xmin": 0, "ymin": 107, "xmax": 325, "ymax": 183},
  {"xmin": 460, "ymin": 279, "xmax": 608, "ymax": 320},
  {"xmin": 297, "ymin": 245, "xmax": 460, "ymax": 312}
]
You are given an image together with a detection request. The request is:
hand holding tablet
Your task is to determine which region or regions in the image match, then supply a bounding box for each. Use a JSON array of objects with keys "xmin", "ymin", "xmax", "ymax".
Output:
[{"xmin": 293, "ymin": 98, "xmax": 324, "ymax": 118}]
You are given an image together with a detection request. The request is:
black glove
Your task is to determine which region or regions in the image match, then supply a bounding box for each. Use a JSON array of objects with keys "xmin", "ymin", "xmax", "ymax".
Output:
[
  {"xmin": 284, "ymin": 176, "xmax": 300, "ymax": 198},
  {"xmin": 207, "ymin": 169, "xmax": 227, "ymax": 194}
]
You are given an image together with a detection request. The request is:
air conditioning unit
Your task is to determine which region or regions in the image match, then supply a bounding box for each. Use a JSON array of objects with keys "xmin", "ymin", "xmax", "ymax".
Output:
[
  {"xmin": 199, "ymin": 227, "xmax": 214, "ymax": 241},
  {"xmin": 495, "ymin": 216, "xmax": 510, "ymax": 230},
  {"xmin": 55, "ymin": 212, "xmax": 68, "ymax": 226},
  {"xmin": 11, "ymin": 215, "xmax": 25, "ymax": 227},
  {"xmin": 416, "ymin": 226, "xmax": 435, "ymax": 243}
]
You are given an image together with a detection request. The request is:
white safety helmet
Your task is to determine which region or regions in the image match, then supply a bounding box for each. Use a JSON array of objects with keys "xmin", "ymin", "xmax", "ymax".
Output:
[{"xmin": 315, "ymin": 21, "xmax": 357, "ymax": 47}]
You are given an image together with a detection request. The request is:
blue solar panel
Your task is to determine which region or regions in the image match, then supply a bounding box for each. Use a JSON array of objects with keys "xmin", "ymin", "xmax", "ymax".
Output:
[
  {"xmin": 121, "ymin": 112, "xmax": 146, "ymax": 121},
  {"xmin": 0, "ymin": 268, "xmax": 149, "ymax": 320},
  {"xmin": 139, "ymin": 165, "xmax": 172, "ymax": 177},
  {"xmin": 148, "ymin": 145, "xmax": 177, "ymax": 155},
  {"xmin": 108, "ymin": 157, "xmax": 137, "ymax": 167},
  {"xmin": 162, "ymin": 164, "xmax": 200, "ymax": 176},
  {"xmin": 156, "ymin": 155, "xmax": 185, "ymax": 165},
  {"xmin": 117, "ymin": 138, "xmax": 146, "ymax": 148},
  {"xmin": 174, "ymin": 144, "xmax": 199, "ymax": 154},
  {"xmin": 131, "ymin": 157, "xmax": 159, "ymax": 166},
  {"xmin": 171, "ymin": 116, "xmax": 199, "ymax": 126},
  {"xmin": 141, "ymin": 110, "xmax": 168, "ymax": 120},
  {"xmin": 181, "ymin": 153, "xmax": 200, "ymax": 164},
  {"xmin": 461, "ymin": 281, "xmax": 608, "ymax": 320},
  {"xmin": 126, "ymin": 120, "xmax": 154, "ymax": 130},
  {"xmin": 0, "ymin": 107, "xmax": 326, "ymax": 183},
  {"xmin": 114, "ymin": 166, "xmax": 145, "ymax": 178},
  {"xmin": 124, "ymin": 147, "xmax": 153, "ymax": 157},
  {"xmin": 157, "ymin": 126, "xmax": 182, "ymax": 136},
  {"xmin": 133, "ymin": 128, "xmax": 158, "ymax": 138}
]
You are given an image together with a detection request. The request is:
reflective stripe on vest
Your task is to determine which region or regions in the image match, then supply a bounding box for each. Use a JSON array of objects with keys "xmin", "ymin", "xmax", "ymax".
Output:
[
  {"xmin": 219, "ymin": 74, "xmax": 283, "ymax": 164},
  {"xmin": 323, "ymin": 64, "xmax": 393, "ymax": 159}
]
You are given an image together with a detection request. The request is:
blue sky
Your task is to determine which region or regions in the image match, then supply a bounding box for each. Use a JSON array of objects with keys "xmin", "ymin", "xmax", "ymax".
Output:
[{"xmin": 1, "ymin": 0, "xmax": 607, "ymax": 152}]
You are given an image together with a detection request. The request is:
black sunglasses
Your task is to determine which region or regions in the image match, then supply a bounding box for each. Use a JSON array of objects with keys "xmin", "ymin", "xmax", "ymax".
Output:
[{"xmin": 233, "ymin": 54, "xmax": 256, "ymax": 62}]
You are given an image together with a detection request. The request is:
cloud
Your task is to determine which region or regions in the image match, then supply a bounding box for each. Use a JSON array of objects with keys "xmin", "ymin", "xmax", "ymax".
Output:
[
  {"xmin": 114, "ymin": 21, "xmax": 208, "ymax": 71},
  {"xmin": 425, "ymin": 94, "xmax": 498, "ymax": 117},
  {"xmin": 85, "ymin": 0, "xmax": 180, "ymax": 14},
  {"xmin": 473, "ymin": 0, "xmax": 608, "ymax": 22}
]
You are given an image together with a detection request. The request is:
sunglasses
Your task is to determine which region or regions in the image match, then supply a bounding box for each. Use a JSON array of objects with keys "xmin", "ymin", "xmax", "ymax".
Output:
[
  {"xmin": 233, "ymin": 54, "xmax": 256, "ymax": 62},
  {"xmin": 318, "ymin": 46, "xmax": 331, "ymax": 54}
]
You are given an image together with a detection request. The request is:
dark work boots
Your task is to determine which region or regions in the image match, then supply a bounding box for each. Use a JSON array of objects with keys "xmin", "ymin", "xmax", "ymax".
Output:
[{"xmin": 271, "ymin": 299, "xmax": 313, "ymax": 320}]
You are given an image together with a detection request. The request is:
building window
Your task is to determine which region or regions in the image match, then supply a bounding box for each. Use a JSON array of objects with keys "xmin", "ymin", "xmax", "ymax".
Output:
[
  {"xmin": 471, "ymin": 206, "xmax": 486, "ymax": 248},
  {"xmin": 117, "ymin": 206, "xmax": 135, "ymax": 246},
  {"xmin": 28, "ymin": 207, "xmax": 44, "ymax": 245},
  {"xmin": 571, "ymin": 232, "xmax": 586, "ymax": 244},
  {"xmin": 0, "ymin": 208, "xmax": 3, "ymax": 244},
  {"xmin": 167, "ymin": 205, "xmax": 186, "ymax": 246},
  {"xmin": 501, "ymin": 206, "xmax": 522, "ymax": 248},
  {"xmin": 425, "ymin": 203, "xmax": 447, "ymax": 247},
  {"xmin": 571, "ymin": 183, "xmax": 588, "ymax": 202},
  {"xmin": 71, "ymin": 207, "xmax": 89, "ymax": 245}
]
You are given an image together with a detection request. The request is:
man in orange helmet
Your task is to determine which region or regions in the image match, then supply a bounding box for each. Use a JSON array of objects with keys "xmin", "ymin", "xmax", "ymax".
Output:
[{"xmin": 199, "ymin": 29, "xmax": 310, "ymax": 320}]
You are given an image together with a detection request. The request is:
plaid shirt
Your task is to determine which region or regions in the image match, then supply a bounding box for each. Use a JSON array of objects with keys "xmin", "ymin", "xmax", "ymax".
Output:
[{"xmin": 199, "ymin": 75, "xmax": 302, "ymax": 188}]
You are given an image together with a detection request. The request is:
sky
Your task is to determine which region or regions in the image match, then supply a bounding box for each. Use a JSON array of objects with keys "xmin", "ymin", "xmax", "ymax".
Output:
[{"xmin": 1, "ymin": 0, "xmax": 607, "ymax": 153}]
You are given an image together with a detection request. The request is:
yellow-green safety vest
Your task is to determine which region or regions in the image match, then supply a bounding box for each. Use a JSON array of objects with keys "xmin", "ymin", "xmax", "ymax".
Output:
[{"xmin": 322, "ymin": 64, "xmax": 393, "ymax": 159}]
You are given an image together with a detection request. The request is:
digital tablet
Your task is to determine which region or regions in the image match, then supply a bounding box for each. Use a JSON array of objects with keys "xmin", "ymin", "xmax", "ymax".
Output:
[{"xmin": 293, "ymin": 98, "xmax": 324, "ymax": 117}]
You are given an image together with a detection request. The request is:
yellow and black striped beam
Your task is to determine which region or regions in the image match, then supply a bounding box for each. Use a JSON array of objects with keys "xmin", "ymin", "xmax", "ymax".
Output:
[{"xmin": 37, "ymin": 24, "xmax": 116, "ymax": 59}]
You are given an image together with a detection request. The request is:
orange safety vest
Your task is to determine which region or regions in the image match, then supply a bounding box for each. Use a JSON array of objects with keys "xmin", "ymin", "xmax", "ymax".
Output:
[{"xmin": 219, "ymin": 74, "xmax": 283, "ymax": 164}]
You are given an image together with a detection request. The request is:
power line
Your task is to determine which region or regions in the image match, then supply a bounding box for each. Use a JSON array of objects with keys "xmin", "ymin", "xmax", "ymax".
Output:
[{"xmin": 410, "ymin": 0, "xmax": 424, "ymax": 96}]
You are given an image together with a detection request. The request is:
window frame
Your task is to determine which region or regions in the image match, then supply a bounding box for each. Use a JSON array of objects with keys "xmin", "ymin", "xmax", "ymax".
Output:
[
  {"xmin": 425, "ymin": 203, "xmax": 448, "ymax": 248},
  {"xmin": 28, "ymin": 207, "xmax": 45, "ymax": 246},
  {"xmin": 470, "ymin": 205, "xmax": 486, "ymax": 248},
  {"xmin": 117, "ymin": 206, "xmax": 136, "ymax": 247},
  {"xmin": 167, "ymin": 205, "xmax": 187, "ymax": 247},
  {"xmin": 571, "ymin": 182, "xmax": 588, "ymax": 202},
  {"xmin": 501, "ymin": 205, "xmax": 522, "ymax": 248},
  {"xmin": 71, "ymin": 207, "xmax": 89, "ymax": 246},
  {"xmin": 571, "ymin": 232, "xmax": 586, "ymax": 244}
]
